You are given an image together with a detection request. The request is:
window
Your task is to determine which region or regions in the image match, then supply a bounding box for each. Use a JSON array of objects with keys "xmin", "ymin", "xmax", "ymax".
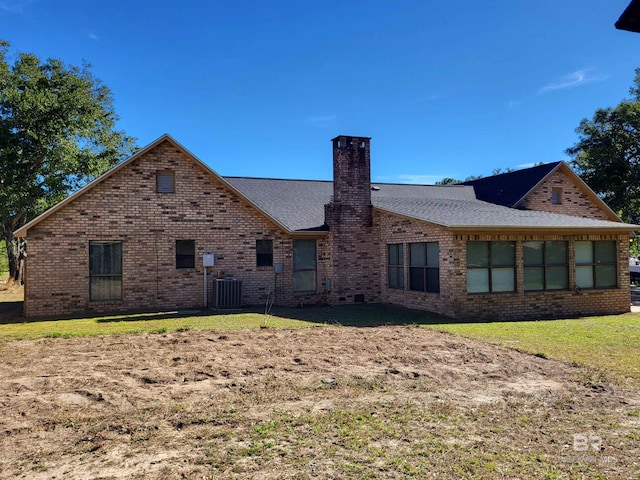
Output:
[
  {"xmin": 293, "ymin": 239, "xmax": 316, "ymax": 292},
  {"xmin": 467, "ymin": 241, "xmax": 515, "ymax": 293},
  {"xmin": 575, "ymin": 240, "xmax": 617, "ymax": 289},
  {"xmin": 89, "ymin": 241, "xmax": 122, "ymax": 301},
  {"xmin": 256, "ymin": 239, "xmax": 273, "ymax": 267},
  {"xmin": 551, "ymin": 187, "xmax": 562, "ymax": 205},
  {"xmin": 176, "ymin": 240, "xmax": 195, "ymax": 269},
  {"xmin": 409, "ymin": 242, "xmax": 439, "ymax": 293},
  {"xmin": 387, "ymin": 244, "xmax": 404, "ymax": 289},
  {"xmin": 156, "ymin": 170, "xmax": 175, "ymax": 193},
  {"xmin": 523, "ymin": 241, "xmax": 568, "ymax": 291}
]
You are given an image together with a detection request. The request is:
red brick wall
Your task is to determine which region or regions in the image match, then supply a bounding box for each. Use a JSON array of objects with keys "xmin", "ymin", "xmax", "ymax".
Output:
[
  {"xmin": 24, "ymin": 140, "xmax": 330, "ymax": 317},
  {"xmin": 376, "ymin": 212, "xmax": 456, "ymax": 317},
  {"xmin": 451, "ymin": 232, "xmax": 630, "ymax": 321},
  {"xmin": 23, "ymin": 139, "xmax": 631, "ymax": 321},
  {"xmin": 376, "ymin": 210, "xmax": 630, "ymax": 321},
  {"xmin": 521, "ymin": 169, "xmax": 612, "ymax": 220}
]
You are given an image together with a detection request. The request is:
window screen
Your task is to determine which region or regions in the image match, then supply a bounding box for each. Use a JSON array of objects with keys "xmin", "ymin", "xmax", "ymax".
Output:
[
  {"xmin": 89, "ymin": 241, "xmax": 122, "ymax": 301},
  {"xmin": 256, "ymin": 240, "xmax": 273, "ymax": 267},
  {"xmin": 293, "ymin": 239, "xmax": 316, "ymax": 292},
  {"xmin": 176, "ymin": 240, "xmax": 195, "ymax": 269}
]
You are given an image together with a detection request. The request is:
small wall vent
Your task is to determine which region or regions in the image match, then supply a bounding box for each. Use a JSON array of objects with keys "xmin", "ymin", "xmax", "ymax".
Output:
[{"xmin": 213, "ymin": 279, "xmax": 242, "ymax": 308}]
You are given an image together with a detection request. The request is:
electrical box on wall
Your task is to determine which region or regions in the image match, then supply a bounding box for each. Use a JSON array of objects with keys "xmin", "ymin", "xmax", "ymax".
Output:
[
  {"xmin": 274, "ymin": 263, "xmax": 283, "ymax": 274},
  {"xmin": 203, "ymin": 253, "xmax": 215, "ymax": 267}
]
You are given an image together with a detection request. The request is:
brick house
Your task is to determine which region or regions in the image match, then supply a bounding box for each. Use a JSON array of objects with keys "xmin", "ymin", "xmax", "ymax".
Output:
[{"xmin": 14, "ymin": 134, "xmax": 637, "ymax": 320}]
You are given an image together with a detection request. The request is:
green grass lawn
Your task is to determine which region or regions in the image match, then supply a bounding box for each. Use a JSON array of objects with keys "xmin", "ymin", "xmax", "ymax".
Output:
[
  {"xmin": 1, "ymin": 303, "xmax": 639, "ymax": 381},
  {"xmin": 426, "ymin": 313, "xmax": 640, "ymax": 381}
]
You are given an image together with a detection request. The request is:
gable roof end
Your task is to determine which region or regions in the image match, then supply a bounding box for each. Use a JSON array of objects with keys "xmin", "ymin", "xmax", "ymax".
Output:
[
  {"xmin": 463, "ymin": 161, "xmax": 621, "ymax": 222},
  {"xmin": 13, "ymin": 134, "xmax": 300, "ymax": 238},
  {"xmin": 462, "ymin": 162, "xmax": 561, "ymax": 208}
]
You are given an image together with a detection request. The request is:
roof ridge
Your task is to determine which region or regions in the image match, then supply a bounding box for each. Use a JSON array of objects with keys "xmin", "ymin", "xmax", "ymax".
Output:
[
  {"xmin": 224, "ymin": 176, "xmax": 332, "ymax": 183},
  {"xmin": 463, "ymin": 161, "xmax": 562, "ymax": 184}
]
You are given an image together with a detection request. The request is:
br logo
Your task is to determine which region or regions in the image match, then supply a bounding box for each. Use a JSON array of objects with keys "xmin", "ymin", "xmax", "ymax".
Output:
[{"xmin": 573, "ymin": 434, "xmax": 602, "ymax": 452}]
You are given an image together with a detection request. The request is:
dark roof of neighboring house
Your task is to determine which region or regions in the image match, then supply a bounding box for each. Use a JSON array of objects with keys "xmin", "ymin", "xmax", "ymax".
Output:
[
  {"xmin": 616, "ymin": 0, "xmax": 640, "ymax": 32},
  {"xmin": 462, "ymin": 162, "xmax": 562, "ymax": 208},
  {"xmin": 226, "ymin": 176, "xmax": 636, "ymax": 232}
]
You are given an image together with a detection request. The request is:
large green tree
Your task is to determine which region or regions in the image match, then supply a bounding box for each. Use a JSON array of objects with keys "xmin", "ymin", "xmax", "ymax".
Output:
[
  {"xmin": 567, "ymin": 68, "xmax": 640, "ymax": 225},
  {"xmin": 0, "ymin": 41, "xmax": 136, "ymax": 281}
]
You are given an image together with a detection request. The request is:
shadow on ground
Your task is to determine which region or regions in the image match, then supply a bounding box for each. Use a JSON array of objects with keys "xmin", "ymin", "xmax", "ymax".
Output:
[
  {"xmin": 0, "ymin": 302, "xmax": 457, "ymax": 327},
  {"xmin": 3, "ymin": 295, "xmax": 640, "ymax": 327},
  {"xmin": 269, "ymin": 304, "xmax": 452, "ymax": 326},
  {"xmin": 87, "ymin": 304, "xmax": 453, "ymax": 327},
  {"xmin": 0, "ymin": 301, "xmax": 22, "ymax": 323}
]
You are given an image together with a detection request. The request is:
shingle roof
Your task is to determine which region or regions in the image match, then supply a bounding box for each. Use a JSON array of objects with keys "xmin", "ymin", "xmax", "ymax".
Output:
[
  {"xmin": 225, "ymin": 176, "xmax": 636, "ymax": 232},
  {"xmin": 373, "ymin": 196, "xmax": 633, "ymax": 230},
  {"xmin": 224, "ymin": 178, "xmax": 332, "ymax": 232},
  {"xmin": 462, "ymin": 162, "xmax": 562, "ymax": 207},
  {"xmin": 14, "ymin": 135, "xmax": 636, "ymax": 238}
]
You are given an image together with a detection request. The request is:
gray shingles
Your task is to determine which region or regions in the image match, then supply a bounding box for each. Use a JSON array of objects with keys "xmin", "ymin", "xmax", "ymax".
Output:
[{"xmin": 225, "ymin": 177, "xmax": 636, "ymax": 232}]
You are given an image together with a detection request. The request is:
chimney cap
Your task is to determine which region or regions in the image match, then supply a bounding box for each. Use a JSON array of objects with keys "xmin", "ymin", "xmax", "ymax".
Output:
[{"xmin": 331, "ymin": 135, "xmax": 372, "ymax": 142}]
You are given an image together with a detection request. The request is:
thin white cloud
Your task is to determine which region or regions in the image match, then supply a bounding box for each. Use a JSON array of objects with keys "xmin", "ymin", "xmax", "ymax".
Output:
[
  {"xmin": 508, "ymin": 100, "xmax": 523, "ymax": 108},
  {"xmin": 375, "ymin": 174, "xmax": 455, "ymax": 185},
  {"xmin": 304, "ymin": 115, "xmax": 336, "ymax": 128},
  {"xmin": 0, "ymin": 0, "xmax": 36, "ymax": 13},
  {"xmin": 89, "ymin": 33, "xmax": 99, "ymax": 40},
  {"xmin": 516, "ymin": 162, "xmax": 537, "ymax": 169},
  {"xmin": 539, "ymin": 68, "xmax": 606, "ymax": 94}
]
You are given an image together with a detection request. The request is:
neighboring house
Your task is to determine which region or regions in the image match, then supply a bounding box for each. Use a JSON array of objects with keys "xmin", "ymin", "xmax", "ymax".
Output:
[{"xmin": 14, "ymin": 134, "xmax": 637, "ymax": 320}]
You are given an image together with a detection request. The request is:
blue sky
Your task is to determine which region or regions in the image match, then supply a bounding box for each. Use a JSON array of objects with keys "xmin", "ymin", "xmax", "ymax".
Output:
[{"xmin": 1, "ymin": 0, "xmax": 639, "ymax": 183}]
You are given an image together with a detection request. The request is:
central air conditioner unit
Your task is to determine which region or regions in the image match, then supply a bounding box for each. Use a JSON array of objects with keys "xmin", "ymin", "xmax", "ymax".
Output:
[{"xmin": 213, "ymin": 279, "xmax": 242, "ymax": 308}]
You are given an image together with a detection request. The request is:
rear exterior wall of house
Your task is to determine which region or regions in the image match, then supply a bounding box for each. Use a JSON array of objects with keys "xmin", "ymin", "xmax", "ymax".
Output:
[
  {"xmin": 376, "ymin": 211, "xmax": 630, "ymax": 321},
  {"xmin": 24, "ymin": 141, "xmax": 330, "ymax": 317}
]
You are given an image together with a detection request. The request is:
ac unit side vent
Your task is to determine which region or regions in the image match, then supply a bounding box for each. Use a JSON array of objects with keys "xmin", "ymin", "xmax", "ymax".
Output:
[{"xmin": 213, "ymin": 279, "xmax": 242, "ymax": 308}]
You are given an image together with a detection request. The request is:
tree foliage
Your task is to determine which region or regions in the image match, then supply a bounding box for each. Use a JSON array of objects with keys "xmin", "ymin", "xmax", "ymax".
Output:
[
  {"xmin": 0, "ymin": 41, "xmax": 137, "ymax": 279},
  {"xmin": 567, "ymin": 68, "xmax": 640, "ymax": 225},
  {"xmin": 435, "ymin": 177, "xmax": 460, "ymax": 185}
]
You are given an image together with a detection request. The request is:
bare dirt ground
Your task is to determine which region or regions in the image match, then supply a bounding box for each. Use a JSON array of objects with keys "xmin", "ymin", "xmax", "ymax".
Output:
[
  {"xmin": 1, "ymin": 324, "xmax": 639, "ymax": 479},
  {"xmin": 1, "ymin": 280, "xmax": 639, "ymax": 478}
]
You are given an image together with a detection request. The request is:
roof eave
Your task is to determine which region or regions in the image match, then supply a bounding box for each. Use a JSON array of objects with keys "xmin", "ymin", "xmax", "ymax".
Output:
[
  {"xmin": 289, "ymin": 230, "xmax": 330, "ymax": 238},
  {"xmin": 448, "ymin": 225, "xmax": 638, "ymax": 234}
]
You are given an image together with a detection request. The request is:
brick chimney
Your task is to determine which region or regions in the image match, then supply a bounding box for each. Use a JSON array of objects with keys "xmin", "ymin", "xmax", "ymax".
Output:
[
  {"xmin": 324, "ymin": 135, "xmax": 379, "ymax": 305},
  {"xmin": 329, "ymin": 135, "xmax": 372, "ymax": 226}
]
